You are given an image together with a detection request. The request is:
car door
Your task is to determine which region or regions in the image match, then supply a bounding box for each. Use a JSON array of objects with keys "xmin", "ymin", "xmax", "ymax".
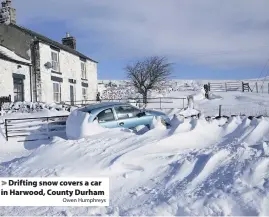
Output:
[
  {"xmin": 95, "ymin": 108, "xmax": 118, "ymax": 128},
  {"xmin": 114, "ymin": 105, "xmax": 152, "ymax": 129}
]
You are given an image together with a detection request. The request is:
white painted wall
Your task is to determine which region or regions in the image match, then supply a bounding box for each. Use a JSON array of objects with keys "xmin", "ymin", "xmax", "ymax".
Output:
[
  {"xmin": 0, "ymin": 58, "xmax": 31, "ymax": 101},
  {"xmin": 86, "ymin": 59, "xmax": 98, "ymax": 100},
  {"xmin": 39, "ymin": 42, "xmax": 98, "ymax": 104}
]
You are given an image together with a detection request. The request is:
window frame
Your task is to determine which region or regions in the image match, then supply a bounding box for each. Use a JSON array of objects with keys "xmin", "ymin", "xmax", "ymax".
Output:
[
  {"xmin": 81, "ymin": 61, "xmax": 87, "ymax": 80},
  {"xmin": 51, "ymin": 50, "xmax": 60, "ymax": 72},
  {"xmin": 82, "ymin": 87, "xmax": 87, "ymax": 100},
  {"xmin": 53, "ymin": 82, "xmax": 61, "ymax": 103},
  {"xmin": 95, "ymin": 108, "xmax": 116, "ymax": 123}
]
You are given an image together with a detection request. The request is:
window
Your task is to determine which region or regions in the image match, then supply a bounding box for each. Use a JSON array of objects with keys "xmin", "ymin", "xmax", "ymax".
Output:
[
  {"xmin": 53, "ymin": 82, "xmax": 61, "ymax": 103},
  {"xmin": 82, "ymin": 87, "xmax": 87, "ymax": 100},
  {"xmin": 13, "ymin": 78, "xmax": 24, "ymax": 102},
  {"xmin": 51, "ymin": 51, "xmax": 60, "ymax": 71},
  {"xmin": 96, "ymin": 109, "xmax": 115, "ymax": 123},
  {"xmin": 114, "ymin": 106, "xmax": 140, "ymax": 120},
  {"xmin": 81, "ymin": 62, "xmax": 87, "ymax": 79}
]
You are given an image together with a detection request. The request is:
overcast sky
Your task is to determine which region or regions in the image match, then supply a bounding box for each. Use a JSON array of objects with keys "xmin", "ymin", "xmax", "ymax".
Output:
[{"xmin": 13, "ymin": 0, "xmax": 269, "ymax": 80}]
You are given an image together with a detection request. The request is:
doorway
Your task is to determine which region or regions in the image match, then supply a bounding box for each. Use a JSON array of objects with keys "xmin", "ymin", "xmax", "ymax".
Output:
[
  {"xmin": 13, "ymin": 78, "xmax": 24, "ymax": 102},
  {"xmin": 70, "ymin": 85, "xmax": 75, "ymax": 105}
]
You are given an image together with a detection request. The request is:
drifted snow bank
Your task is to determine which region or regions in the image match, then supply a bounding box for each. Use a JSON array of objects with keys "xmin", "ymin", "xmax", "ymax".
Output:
[
  {"xmin": 2, "ymin": 116, "xmax": 269, "ymax": 215},
  {"xmin": 179, "ymin": 108, "xmax": 200, "ymax": 117},
  {"xmin": 150, "ymin": 116, "xmax": 168, "ymax": 130},
  {"xmin": 66, "ymin": 109, "xmax": 108, "ymax": 140}
]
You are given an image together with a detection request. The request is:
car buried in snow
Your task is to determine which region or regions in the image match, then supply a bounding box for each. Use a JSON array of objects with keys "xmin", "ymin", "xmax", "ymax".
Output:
[{"xmin": 78, "ymin": 102, "xmax": 171, "ymax": 129}]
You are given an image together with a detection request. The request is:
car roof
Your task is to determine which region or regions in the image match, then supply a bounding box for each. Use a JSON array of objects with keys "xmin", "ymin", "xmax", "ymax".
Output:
[{"xmin": 81, "ymin": 102, "xmax": 127, "ymax": 112}]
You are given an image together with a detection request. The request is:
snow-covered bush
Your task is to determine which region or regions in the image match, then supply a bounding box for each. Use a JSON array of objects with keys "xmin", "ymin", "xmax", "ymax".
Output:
[{"xmin": 0, "ymin": 101, "xmax": 72, "ymax": 116}]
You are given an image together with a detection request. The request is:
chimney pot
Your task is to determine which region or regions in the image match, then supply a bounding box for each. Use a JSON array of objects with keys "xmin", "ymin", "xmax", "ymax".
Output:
[
  {"xmin": 0, "ymin": 0, "xmax": 16, "ymax": 24},
  {"xmin": 6, "ymin": 0, "xmax": 11, "ymax": 6}
]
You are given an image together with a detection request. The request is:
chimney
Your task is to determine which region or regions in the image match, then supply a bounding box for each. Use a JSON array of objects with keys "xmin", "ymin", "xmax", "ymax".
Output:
[
  {"xmin": 0, "ymin": 0, "xmax": 16, "ymax": 24},
  {"xmin": 62, "ymin": 32, "xmax": 76, "ymax": 50},
  {"xmin": 1, "ymin": 1, "xmax": 6, "ymax": 7}
]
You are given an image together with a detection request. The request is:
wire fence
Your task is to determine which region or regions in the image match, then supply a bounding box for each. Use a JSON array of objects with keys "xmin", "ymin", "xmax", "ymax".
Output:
[
  {"xmin": 199, "ymin": 104, "xmax": 269, "ymax": 117},
  {"xmin": 64, "ymin": 97, "xmax": 187, "ymax": 110}
]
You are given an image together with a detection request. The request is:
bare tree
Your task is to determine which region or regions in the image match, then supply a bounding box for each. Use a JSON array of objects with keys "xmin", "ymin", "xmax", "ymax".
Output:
[{"xmin": 125, "ymin": 56, "xmax": 173, "ymax": 105}]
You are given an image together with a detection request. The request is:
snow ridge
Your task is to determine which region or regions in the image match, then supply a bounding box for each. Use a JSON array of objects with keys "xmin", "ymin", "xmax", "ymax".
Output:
[{"xmin": 1, "ymin": 116, "xmax": 269, "ymax": 215}]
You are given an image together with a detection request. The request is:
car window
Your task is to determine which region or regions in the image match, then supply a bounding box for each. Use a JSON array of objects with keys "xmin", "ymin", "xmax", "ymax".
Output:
[
  {"xmin": 114, "ymin": 106, "xmax": 140, "ymax": 120},
  {"xmin": 96, "ymin": 108, "xmax": 115, "ymax": 122}
]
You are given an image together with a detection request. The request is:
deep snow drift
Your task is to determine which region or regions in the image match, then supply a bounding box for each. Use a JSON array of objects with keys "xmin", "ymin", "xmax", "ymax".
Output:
[
  {"xmin": 1, "ymin": 115, "xmax": 269, "ymax": 215},
  {"xmin": 1, "ymin": 89, "xmax": 269, "ymax": 215}
]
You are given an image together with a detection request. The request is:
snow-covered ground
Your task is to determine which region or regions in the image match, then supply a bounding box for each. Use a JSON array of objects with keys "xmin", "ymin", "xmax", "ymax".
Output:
[
  {"xmin": 1, "ymin": 88, "xmax": 269, "ymax": 215},
  {"xmin": 1, "ymin": 115, "xmax": 269, "ymax": 215},
  {"xmin": 165, "ymin": 90, "xmax": 269, "ymax": 117}
]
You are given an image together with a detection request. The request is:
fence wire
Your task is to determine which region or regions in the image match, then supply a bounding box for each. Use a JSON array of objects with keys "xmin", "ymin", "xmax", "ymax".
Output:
[{"xmin": 199, "ymin": 104, "xmax": 269, "ymax": 117}]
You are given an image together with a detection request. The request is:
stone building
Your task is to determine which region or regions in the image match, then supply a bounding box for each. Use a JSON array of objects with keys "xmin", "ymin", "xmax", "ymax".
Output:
[{"xmin": 0, "ymin": 0, "xmax": 98, "ymax": 104}]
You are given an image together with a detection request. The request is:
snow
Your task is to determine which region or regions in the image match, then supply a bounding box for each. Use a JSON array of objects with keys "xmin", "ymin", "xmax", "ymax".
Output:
[
  {"xmin": 178, "ymin": 108, "xmax": 200, "ymax": 117},
  {"xmin": 155, "ymin": 89, "xmax": 269, "ymax": 117},
  {"xmin": 0, "ymin": 45, "xmax": 31, "ymax": 64},
  {"xmin": 66, "ymin": 109, "xmax": 108, "ymax": 140},
  {"xmin": 150, "ymin": 116, "xmax": 167, "ymax": 130},
  {"xmin": 2, "ymin": 87, "xmax": 269, "ymax": 215}
]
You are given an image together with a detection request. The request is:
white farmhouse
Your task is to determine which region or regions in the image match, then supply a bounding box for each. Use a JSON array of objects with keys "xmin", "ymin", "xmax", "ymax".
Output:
[
  {"xmin": 0, "ymin": 45, "xmax": 31, "ymax": 102},
  {"xmin": 0, "ymin": 0, "xmax": 98, "ymax": 105}
]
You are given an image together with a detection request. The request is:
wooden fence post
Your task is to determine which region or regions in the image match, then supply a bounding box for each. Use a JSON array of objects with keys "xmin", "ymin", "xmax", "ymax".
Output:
[
  {"xmin": 159, "ymin": 97, "xmax": 162, "ymax": 110},
  {"xmin": 219, "ymin": 105, "xmax": 222, "ymax": 117},
  {"xmin": 47, "ymin": 117, "xmax": 50, "ymax": 140},
  {"xmin": 5, "ymin": 119, "xmax": 8, "ymax": 141},
  {"xmin": 256, "ymin": 82, "xmax": 258, "ymax": 93}
]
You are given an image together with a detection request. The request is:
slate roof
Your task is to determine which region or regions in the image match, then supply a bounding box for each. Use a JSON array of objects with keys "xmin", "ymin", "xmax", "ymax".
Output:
[
  {"xmin": 0, "ymin": 44, "xmax": 31, "ymax": 65},
  {"xmin": 10, "ymin": 24, "xmax": 98, "ymax": 63}
]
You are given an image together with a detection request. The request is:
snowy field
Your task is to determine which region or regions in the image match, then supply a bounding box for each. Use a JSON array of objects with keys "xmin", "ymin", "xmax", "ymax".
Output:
[
  {"xmin": 166, "ymin": 90, "xmax": 269, "ymax": 117},
  {"xmin": 1, "ymin": 89, "xmax": 269, "ymax": 215},
  {"xmin": 100, "ymin": 79, "xmax": 269, "ymax": 117}
]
